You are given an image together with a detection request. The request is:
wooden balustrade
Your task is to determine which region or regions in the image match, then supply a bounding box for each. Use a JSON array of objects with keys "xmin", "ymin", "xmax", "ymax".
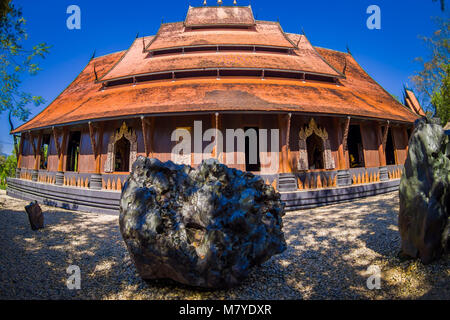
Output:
[
  {"xmin": 388, "ymin": 168, "xmax": 403, "ymax": 180},
  {"xmin": 17, "ymin": 167, "xmax": 403, "ymax": 193},
  {"xmin": 63, "ymin": 176, "xmax": 89, "ymax": 188},
  {"xmin": 352, "ymin": 172, "xmax": 380, "ymax": 185},
  {"xmin": 16, "ymin": 170, "xmax": 129, "ymax": 191},
  {"xmin": 102, "ymin": 176, "xmax": 124, "ymax": 191},
  {"xmin": 38, "ymin": 174, "xmax": 56, "ymax": 184},
  {"xmin": 265, "ymin": 174, "xmax": 338, "ymax": 191},
  {"xmin": 20, "ymin": 172, "xmax": 33, "ymax": 180},
  {"xmin": 295, "ymin": 174, "xmax": 337, "ymax": 190}
]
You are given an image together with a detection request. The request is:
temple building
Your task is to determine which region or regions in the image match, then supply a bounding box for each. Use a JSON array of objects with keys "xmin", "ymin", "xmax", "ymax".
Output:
[{"xmin": 7, "ymin": 4, "xmax": 422, "ymax": 213}]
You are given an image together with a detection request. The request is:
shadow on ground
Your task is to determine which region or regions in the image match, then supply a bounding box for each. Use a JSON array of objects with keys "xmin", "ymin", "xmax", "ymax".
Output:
[{"xmin": 0, "ymin": 192, "xmax": 448, "ymax": 299}]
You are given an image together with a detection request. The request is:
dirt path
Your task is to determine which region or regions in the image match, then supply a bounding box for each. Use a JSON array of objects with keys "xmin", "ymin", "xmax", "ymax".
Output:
[{"xmin": 0, "ymin": 190, "xmax": 448, "ymax": 299}]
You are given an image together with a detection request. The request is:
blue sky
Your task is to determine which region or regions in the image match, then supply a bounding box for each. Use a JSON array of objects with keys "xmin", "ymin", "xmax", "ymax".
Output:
[{"xmin": 1, "ymin": 0, "xmax": 447, "ymax": 154}]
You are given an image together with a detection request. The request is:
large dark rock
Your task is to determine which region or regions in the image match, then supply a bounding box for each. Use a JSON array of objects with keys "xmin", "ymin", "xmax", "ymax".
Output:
[
  {"xmin": 25, "ymin": 201, "xmax": 44, "ymax": 231},
  {"xmin": 119, "ymin": 156, "xmax": 286, "ymax": 288},
  {"xmin": 399, "ymin": 117, "xmax": 450, "ymax": 264}
]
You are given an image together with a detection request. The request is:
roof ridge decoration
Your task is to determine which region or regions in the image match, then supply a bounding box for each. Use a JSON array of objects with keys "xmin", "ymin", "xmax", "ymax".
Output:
[
  {"xmin": 403, "ymin": 87, "xmax": 425, "ymax": 116},
  {"xmin": 303, "ymin": 30, "xmax": 346, "ymax": 79},
  {"xmin": 296, "ymin": 29, "xmax": 305, "ymax": 47},
  {"xmin": 184, "ymin": 5, "xmax": 256, "ymax": 28},
  {"xmin": 90, "ymin": 49, "xmax": 96, "ymax": 61},
  {"xmin": 144, "ymin": 22, "xmax": 183, "ymax": 52},
  {"xmin": 12, "ymin": 48, "xmax": 420, "ymax": 134},
  {"xmin": 93, "ymin": 64, "xmax": 98, "ymax": 81},
  {"xmin": 344, "ymin": 53, "xmax": 419, "ymax": 117},
  {"xmin": 346, "ymin": 44, "xmax": 352, "ymax": 56},
  {"xmin": 99, "ymin": 35, "xmax": 154, "ymax": 83},
  {"xmin": 274, "ymin": 19, "xmax": 301, "ymax": 49},
  {"xmin": 11, "ymin": 50, "xmax": 125, "ymax": 134},
  {"xmin": 342, "ymin": 55, "xmax": 347, "ymax": 75},
  {"xmin": 144, "ymin": 21, "xmax": 296, "ymax": 53}
]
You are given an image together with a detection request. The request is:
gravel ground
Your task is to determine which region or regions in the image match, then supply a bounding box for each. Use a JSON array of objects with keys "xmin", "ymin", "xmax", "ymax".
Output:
[{"xmin": 0, "ymin": 190, "xmax": 448, "ymax": 300}]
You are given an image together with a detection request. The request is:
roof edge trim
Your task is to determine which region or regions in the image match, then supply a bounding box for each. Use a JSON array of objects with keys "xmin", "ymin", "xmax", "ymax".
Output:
[
  {"xmin": 99, "ymin": 67, "xmax": 343, "ymax": 85},
  {"xmin": 12, "ymin": 110, "xmax": 415, "ymax": 134},
  {"xmin": 13, "ymin": 52, "xmax": 125, "ymax": 134}
]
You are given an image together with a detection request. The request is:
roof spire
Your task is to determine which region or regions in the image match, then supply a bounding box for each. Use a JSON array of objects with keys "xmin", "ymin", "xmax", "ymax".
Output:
[
  {"xmin": 93, "ymin": 64, "xmax": 98, "ymax": 81},
  {"xmin": 233, "ymin": 0, "xmax": 237, "ymax": 5},
  {"xmin": 342, "ymin": 57, "xmax": 348, "ymax": 75},
  {"xmin": 203, "ymin": 0, "xmax": 207, "ymax": 5},
  {"xmin": 296, "ymin": 28, "xmax": 305, "ymax": 47},
  {"xmin": 346, "ymin": 44, "xmax": 352, "ymax": 55},
  {"xmin": 217, "ymin": 0, "xmax": 223, "ymax": 5}
]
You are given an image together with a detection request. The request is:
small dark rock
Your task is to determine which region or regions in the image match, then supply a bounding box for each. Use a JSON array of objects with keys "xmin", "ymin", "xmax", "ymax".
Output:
[
  {"xmin": 25, "ymin": 201, "xmax": 44, "ymax": 231},
  {"xmin": 119, "ymin": 157, "xmax": 286, "ymax": 288},
  {"xmin": 399, "ymin": 116, "xmax": 450, "ymax": 264}
]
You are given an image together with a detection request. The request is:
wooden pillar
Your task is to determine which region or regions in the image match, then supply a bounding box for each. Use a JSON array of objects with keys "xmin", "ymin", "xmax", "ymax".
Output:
[
  {"xmin": 52, "ymin": 127, "xmax": 61, "ymax": 171},
  {"xmin": 141, "ymin": 116, "xmax": 154, "ymax": 158},
  {"xmin": 334, "ymin": 118, "xmax": 346, "ymax": 169},
  {"xmin": 149, "ymin": 117, "xmax": 155, "ymax": 158},
  {"xmin": 97, "ymin": 126, "xmax": 104, "ymax": 173},
  {"xmin": 342, "ymin": 116, "xmax": 351, "ymax": 169},
  {"xmin": 379, "ymin": 121, "xmax": 390, "ymax": 166},
  {"xmin": 286, "ymin": 113, "xmax": 292, "ymax": 172},
  {"xmin": 403, "ymin": 126, "xmax": 410, "ymax": 154},
  {"xmin": 278, "ymin": 113, "xmax": 292, "ymax": 173},
  {"xmin": 29, "ymin": 131, "xmax": 39, "ymax": 170},
  {"xmin": 391, "ymin": 125, "xmax": 398, "ymax": 164},
  {"xmin": 141, "ymin": 116, "xmax": 149, "ymax": 157},
  {"xmin": 376, "ymin": 123, "xmax": 386, "ymax": 167},
  {"xmin": 17, "ymin": 133, "xmax": 24, "ymax": 169},
  {"xmin": 89, "ymin": 121, "xmax": 104, "ymax": 174},
  {"xmin": 53, "ymin": 127, "xmax": 67, "ymax": 172},
  {"xmin": 34, "ymin": 133, "xmax": 42, "ymax": 171},
  {"xmin": 211, "ymin": 113, "xmax": 220, "ymax": 159}
]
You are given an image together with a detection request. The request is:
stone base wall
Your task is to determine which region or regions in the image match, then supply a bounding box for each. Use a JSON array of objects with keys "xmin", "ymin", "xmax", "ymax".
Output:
[
  {"xmin": 6, "ymin": 178, "xmax": 120, "ymax": 215},
  {"xmin": 280, "ymin": 179, "xmax": 400, "ymax": 210},
  {"xmin": 7, "ymin": 176, "xmax": 400, "ymax": 214}
]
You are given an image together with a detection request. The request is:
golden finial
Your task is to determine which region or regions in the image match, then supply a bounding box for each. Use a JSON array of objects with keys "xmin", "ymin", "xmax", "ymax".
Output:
[
  {"xmin": 203, "ymin": 0, "xmax": 207, "ymax": 5},
  {"xmin": 233, "ymin": 0, "xmax": 237, "ymax": 4},
  {"xmin": 217, "ymin": 0, "xmax": 223, "ymax": 5}
]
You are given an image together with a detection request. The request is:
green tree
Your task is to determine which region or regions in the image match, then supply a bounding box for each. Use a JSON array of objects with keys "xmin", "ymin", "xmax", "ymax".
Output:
[
  {"xmin": 0, "ymin": 148, "xmax": 17, "ymax": 188},
  {"xmin": 411, "ymin": 17, "xmax": 449, "ymax": 125},
  {"xmin": 3, "ymin": 152, "xmax": 16, "ymax": 176},
  {"xmin": 0, "ymin": 0, "xmax": 10, "ymax": 19},
  {"xmin": 431, "ymin": 64, "xmax": 450, "ymax": 124},
  {"xmin": 0, "ymin": 0, "xmax": 50, "ymax": 122}
]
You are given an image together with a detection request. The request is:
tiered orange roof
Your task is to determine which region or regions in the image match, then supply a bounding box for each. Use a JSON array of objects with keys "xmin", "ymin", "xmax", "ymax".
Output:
[
  {"xmin": 100, "ymin": 36, "xmax": 341, "ymax": 82},
  {"xmin": 12, "ymin": 5, "xmax": 418, "ymax": 133},
  {"xmin": 184, "ymin": 6, "xmax": 255, "ymax": 27},
  {"xmin": 403, "ymin": 88, "xmax": 426, "ymax": 116},
  {"xmin": 145, "ymin": 22, "xmax": 294, "ymax": 51}
]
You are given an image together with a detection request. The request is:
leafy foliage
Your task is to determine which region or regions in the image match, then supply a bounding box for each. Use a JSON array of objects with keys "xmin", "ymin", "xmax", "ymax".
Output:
[
  {"xmin": 411, "ymin": 18, "xmax": 449, "ymax": 124},
  {"xmin": 0, "ymin": 0, "xmax": 10, "ymax": 19},
  {"xmin": 431, "ymin": 64, "xmax": 450, "ymax": 125},
  {"xmin": 0, "ymin": 149, "xmax": 16, "ymax": 188},
  {"xmin": 0, "ymin": 0, "xmax": 50, "ymax": 122}
]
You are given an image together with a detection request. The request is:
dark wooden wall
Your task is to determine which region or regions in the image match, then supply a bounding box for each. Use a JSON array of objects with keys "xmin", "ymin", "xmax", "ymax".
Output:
[
  {"xmin": 360, "ymin": 121, "xmax": 381, "ymax": 168},
  {"xmin": 18, "ymin": 115, "xmax": 414, "ymax": 175}
]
